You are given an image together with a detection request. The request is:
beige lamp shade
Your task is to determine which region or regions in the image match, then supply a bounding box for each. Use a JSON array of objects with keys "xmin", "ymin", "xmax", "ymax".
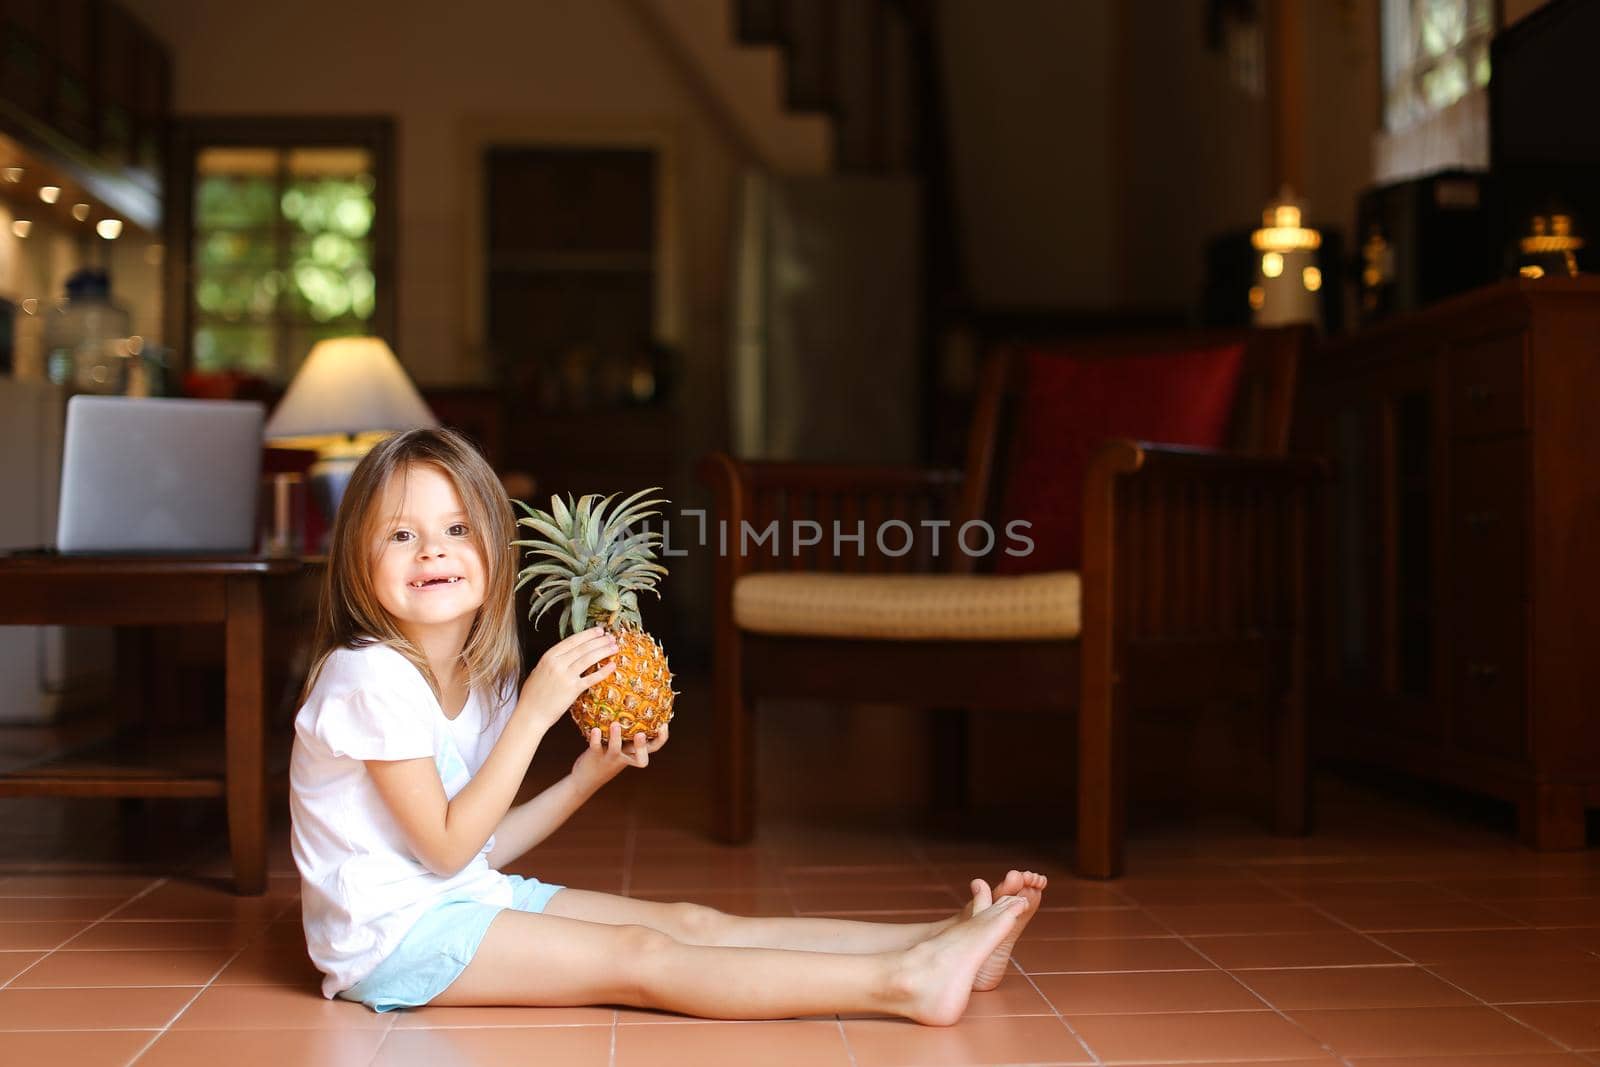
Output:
[{"xmin": 264, "ymin": 337, "xmax": 437, "ymax": 443}]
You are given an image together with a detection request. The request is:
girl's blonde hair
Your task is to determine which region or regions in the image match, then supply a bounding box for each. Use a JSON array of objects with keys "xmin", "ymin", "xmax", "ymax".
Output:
[{"xmin": 302, "ymin": 427, "xmax": 521, "ymax": 714}]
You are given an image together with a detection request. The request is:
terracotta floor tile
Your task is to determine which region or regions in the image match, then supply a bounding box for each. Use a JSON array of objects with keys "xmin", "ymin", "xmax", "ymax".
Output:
[
  {"xmin": 1142, "ymin": 1061, "xmax": 1338, "ymax": 1066},
  {"xmin": 10, "ymin": 948, "xmax": 234, "ymax": 987},
  {"xmin": 1146, "ymin": 904, "xmax": 1343, "ymax": 936},
  {"xmin": 1370, "ymin": 928, "xmax": 1593, "ymax": 965},
  {"xmin": 1065, "ymin": 1009, "xmax": 1331, "ymax": 1062},
  {"xmin": 169, "ymin": 984, "xmax": 389, "ymax": 1029},
  {"xmin": 1032, "ymin": 969, "xmax": 1269, "ymax": 1013},
  {"xmin": 1023, "ymin": 908, "xmax": 1167, "ymax": 939},
  {"xmin": 210, "ymin": 943, "xmax": 321, "ymax": 988},
  {"xmin": 1134, "ymin": 1060, "xmax": 1339, "ymax": 1066},
  {"xmin": 1346, "ymin": 1055, "xmax": 1590, "ymax": 1065},
  {"xmin": 1288, "ymin": 1005, "xmax": 1565, "ymax": 1058},
  {"xmin": 1561, "ymin": 927, "xmax": 1600, "ymax": 956},
  {"xmin": 1434, "ymin": 876, "xmax": 1600, "ymax": 901},
  {"xmin": 614, "ymin": 1020, "xmax": 851, "ymax": 1066},
  {"xmin": 1498, "ymin": 1001, "xmax": 1600, "ymax": 1050},
  {"xmin": 1269, "ymin": 880, "xmax": 1469, "ymax": 905},
  {"xmin": 1426, "ymin": 959, "xmax": 1600, "ymax": 1003},
  {"xmin": 1235, "ymin": 965, "xmax": 1477, "ymax": 1010},
  {"xmin": 0, "ymin": 896, "xmax": 134, "ymax": 922},
  {"xmin": 251, "ymin": 920, "xmax": 311, "ymax": 948},
  {"xmin": 8, "ymin": 716, "xmax": 1600, "ymax": 1063},
  {"xmin": 392, "ymin": 1004, "xmax": 616, "ymax": 1028},
  {"xmin": 627, "ymin": 857, "xmax": 789, "ymax": 892},
  {"xmin": 107, "ymin": 882, "xmax": 289, "ymax": 922},
  {"xmin": 1113, "ymin": 879, "xmax": 1297, "ymax": 907},
  {"xmin": 62, "ymin": 920, "xmax": 268, "ymax": 951},
  {"xmin": 0, "ymin": 1029, "xmax": 157, "ymax": 1065},
  {"xmin": 0, "ymin": 985, "xmax": 197, "ymax": 1029},
  {"xmin": 1316, "ymin": 898, "xmax": 1529, "ymax": 932},
  {"xmin": 1189, "ymin": 930, "xmax": 1408, "ymax": 969},
  {"xmin": 136, "ymin": 1026, "xmax": 390, "ymax": 1067},
  {"xmin": 0, "ymin": 950, "xmax": 44, "ymax": 984},
  {"xmin": 1493, "ymin": 899, "xmax": 1600, "ymax": 928},
  {"xmin": 841, "ymin": 1015, "xmax": 1091, "ymax": 1066},
  {"xmin": 371, "ymin": 1025, "xmax": 611, "ymax": 1066},
  {"xmin": 0, "ymin": 920, "xmax": 89, "ymax": 950},
  {"xmin": 0, "ymin": 874, "xmax": 157, "ymax": 897},
  {"xmin": 1014, "ymin": 936, "xmax": 1218, "ymax": 973},
  {"xmin": 783, "ymin": 864, "xmax": 940, "ymax": 889}
]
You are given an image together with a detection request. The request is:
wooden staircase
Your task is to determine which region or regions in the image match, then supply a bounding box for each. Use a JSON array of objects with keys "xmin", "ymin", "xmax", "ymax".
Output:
[{"xmin": 734, "ymin": 0, "xmax": 930, "ymax": 173}]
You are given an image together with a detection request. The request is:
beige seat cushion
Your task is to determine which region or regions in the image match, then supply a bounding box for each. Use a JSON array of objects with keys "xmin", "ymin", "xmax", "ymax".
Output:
[{"xmin": 733, "ymin": 571, "xmax": 1081, "ymax": 641}]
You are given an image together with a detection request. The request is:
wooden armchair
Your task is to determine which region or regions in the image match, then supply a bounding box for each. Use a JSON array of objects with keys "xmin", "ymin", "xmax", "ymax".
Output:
[{"xmin": 697, "ymin": 327, "xmax": 1325, "ymax": 877}]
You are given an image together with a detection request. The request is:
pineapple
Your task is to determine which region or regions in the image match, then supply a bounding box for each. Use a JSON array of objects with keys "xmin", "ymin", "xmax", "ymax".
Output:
[{"xmin": 513, "ymin": 488, "xmax": 675, "ymax": 744}]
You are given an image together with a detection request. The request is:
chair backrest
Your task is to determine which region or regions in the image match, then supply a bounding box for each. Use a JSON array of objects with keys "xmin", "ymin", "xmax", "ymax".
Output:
[{"xmin": 951, "ymin": 325, "xmax": 1308, "ymax": 552}]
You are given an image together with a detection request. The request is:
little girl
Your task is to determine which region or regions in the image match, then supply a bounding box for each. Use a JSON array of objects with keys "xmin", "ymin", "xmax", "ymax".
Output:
[{"xmin": 289, "ymin": 427, "xmax": 1048, "ymax": 1024}]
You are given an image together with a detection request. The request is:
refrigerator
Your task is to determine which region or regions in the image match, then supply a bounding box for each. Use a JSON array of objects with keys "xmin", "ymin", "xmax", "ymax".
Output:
[
  {"xmin": 729, "ymin": 171, "xmax": 922, "ymax": 463},
  {"xmin": 0, "ymin": 378, "xmax": 111, "ymax": 722}
]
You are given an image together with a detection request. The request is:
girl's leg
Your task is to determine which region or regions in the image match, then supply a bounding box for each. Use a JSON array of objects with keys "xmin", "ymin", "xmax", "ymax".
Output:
[
  {"xmin": 541, "ymin": 870, "xmax": 1048, "ymax": 982},
  {"xmin": 430, "ymin": 899, "xmax": 1024, "ymax": 1024},
  {"xmin": 543, "ymin": 887, "xmax": 949, "ymax": 953}
]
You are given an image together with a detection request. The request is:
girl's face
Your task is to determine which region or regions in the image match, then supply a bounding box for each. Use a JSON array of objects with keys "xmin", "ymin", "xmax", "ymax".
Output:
[{"xmin": 369, "ymin": 464, "xmax": 488, "ymax": 636}]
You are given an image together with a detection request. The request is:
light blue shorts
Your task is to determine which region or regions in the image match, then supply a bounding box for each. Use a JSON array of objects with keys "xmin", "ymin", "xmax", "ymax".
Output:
[{"xmin": 339, "ymin": 874, "xmax": 565, "ymax": 1012}]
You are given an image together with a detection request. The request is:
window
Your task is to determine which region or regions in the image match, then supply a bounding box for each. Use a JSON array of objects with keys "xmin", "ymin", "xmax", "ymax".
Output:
[
  {"xmin": 169, "ymin": 118, "xmax": 393, "ymax": 382},
  {"xmin": 1381, "ymin": 0, "xmax": 1494, "ymax": 133}
]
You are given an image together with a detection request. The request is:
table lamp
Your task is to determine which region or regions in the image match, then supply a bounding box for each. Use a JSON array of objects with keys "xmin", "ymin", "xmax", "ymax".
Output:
[{"xmin": 263, "ymin": 336, "xmax": 437, "ymax": 531}]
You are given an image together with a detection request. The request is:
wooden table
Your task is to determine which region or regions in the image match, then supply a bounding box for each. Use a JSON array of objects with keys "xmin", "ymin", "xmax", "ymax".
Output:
[{"xmin": 0, "ymin": 555, "xmax": 317, "ymax": 894}]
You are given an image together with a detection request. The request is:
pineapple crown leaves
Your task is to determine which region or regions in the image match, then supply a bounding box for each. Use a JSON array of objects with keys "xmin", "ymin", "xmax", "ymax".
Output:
[{"xmin": 512, "ymin": 488, "xmax": 669, "ymax": 637}]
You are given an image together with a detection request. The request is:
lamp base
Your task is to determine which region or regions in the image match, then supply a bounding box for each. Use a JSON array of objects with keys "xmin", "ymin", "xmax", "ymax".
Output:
[{"xmin": 307, "ymin": 452, "xmax": 361, "ymax": 538}]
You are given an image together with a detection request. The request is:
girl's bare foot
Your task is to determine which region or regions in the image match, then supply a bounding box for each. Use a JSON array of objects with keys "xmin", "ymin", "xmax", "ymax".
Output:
[
  {"xmin": 889, "ymin": 896, "xmax": 1025, "ymax": 1026},
  {"xmin": 956, "ymin": 870, "xmax": 1048, "ymax": 990}
]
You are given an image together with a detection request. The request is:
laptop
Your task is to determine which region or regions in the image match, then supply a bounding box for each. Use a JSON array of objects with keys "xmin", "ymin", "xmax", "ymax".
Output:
[{"xmin": 55, "ymin": 395, "xmax": 265, "ymax": 555}]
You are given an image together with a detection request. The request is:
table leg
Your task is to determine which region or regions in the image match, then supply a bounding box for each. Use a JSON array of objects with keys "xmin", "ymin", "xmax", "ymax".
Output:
[
  {"xmin": 114, "ymin": 627, "xmax": 150, "ymax": 733},
  {"xmin": 225, "ymin": 576, "xmax": 268, "ymax": 895}
]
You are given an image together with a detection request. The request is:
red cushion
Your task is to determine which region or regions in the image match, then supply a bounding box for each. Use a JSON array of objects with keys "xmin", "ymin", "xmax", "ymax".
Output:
[{"xmin": 994, "ymin": 343, "xmax": 1246, "ymax": 573}]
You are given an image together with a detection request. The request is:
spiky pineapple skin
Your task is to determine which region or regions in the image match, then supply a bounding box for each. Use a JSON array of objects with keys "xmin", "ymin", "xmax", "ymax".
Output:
[
  {"xmin": 512, "ymin": 488, "xmax": 675, "ymax": 747},
  {"xmin": 571, "ymin": 627, "xmax": 674, "ymax": 742}
]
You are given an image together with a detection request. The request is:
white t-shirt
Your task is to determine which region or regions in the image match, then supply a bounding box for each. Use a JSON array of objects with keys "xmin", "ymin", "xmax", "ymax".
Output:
[{"xmin": 289, "ymin": 643, "xmax": 515, "ymax": 998}]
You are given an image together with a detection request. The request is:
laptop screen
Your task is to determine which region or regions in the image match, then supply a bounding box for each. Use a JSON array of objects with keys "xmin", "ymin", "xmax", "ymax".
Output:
[{"xmin": 56, "ymin": 396, "xmax": 265, "ymax": 555}]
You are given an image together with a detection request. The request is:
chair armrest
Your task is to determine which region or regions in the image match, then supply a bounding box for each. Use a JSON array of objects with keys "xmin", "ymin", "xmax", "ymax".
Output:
[
  {"xmin": 696, "ymin": 452, "xmax": 964, "ymax": 576},
  {"xmin": 1081, "ymin": 439, "xmax": 1328, "ymax": 641},
  {"xmin": 1090, "ymin": 440, "xmax": 1328, "ymax": 485}
]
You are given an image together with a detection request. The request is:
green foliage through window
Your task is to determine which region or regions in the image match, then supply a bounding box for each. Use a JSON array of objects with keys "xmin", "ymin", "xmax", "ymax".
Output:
[{"xmin": 190, "ymin": 147, "xmax": 378, "ymax": 379}]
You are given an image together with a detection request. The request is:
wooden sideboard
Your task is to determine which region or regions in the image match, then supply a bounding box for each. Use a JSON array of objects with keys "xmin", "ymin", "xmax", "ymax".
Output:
[{"xmin": 1300, "ymin": 278, "xmax": 1600, "ymax": 849}]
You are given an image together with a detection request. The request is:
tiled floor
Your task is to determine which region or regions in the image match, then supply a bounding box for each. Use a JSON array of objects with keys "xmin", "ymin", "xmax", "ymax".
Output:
[{"xmin": 1, "ymin": 691, "xmax": 1598, "ymax": 1065}]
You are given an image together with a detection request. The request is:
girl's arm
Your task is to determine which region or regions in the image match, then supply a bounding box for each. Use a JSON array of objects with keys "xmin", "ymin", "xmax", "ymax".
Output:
[
  {"xmin": 366, "ymin": 628, "xmax": 618, "ymax": 877},
  {"xmin": 487, "ymin": 721, "xmax": 669, "ymax": 867},
  {"xmin": 484, "ymin": 773, "xmax": 591, "ymax": 867}
]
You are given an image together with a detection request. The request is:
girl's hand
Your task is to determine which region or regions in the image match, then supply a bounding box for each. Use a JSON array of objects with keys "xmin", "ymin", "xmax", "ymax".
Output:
[
  {"xmin": 516, "ymin": 627, "xmax": 618, "ymax": 731},
  {"xmin": 571, "ymin": 721, "xmax": 669, "ymax": 793}
]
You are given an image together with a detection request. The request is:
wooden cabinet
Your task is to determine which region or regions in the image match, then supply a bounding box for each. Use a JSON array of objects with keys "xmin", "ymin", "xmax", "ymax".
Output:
[
  {"xmin": 0, "ymin": 0, "xmax": 169, "ymax": 178},
  {"xmin": 1301, "ymin": 278, "xmax": 1600, "ymax": 850}
]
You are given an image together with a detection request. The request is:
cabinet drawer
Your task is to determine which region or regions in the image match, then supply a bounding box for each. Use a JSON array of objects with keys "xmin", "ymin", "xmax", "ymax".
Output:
[
  {"xmin": 1450, "ymin": 437, "xmax": 1528, "ymax": 607},
  {"xmin": 1450, "ymin": 331, "xmax": 1526, "ymax": 437},
  {"xmin": 1449, "ymin": 435, "xmax": 1529, "ymax": 763},
  {"xmin": 1452, "ymin": 610, "xmax": 1529, "ymax": 761}
]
